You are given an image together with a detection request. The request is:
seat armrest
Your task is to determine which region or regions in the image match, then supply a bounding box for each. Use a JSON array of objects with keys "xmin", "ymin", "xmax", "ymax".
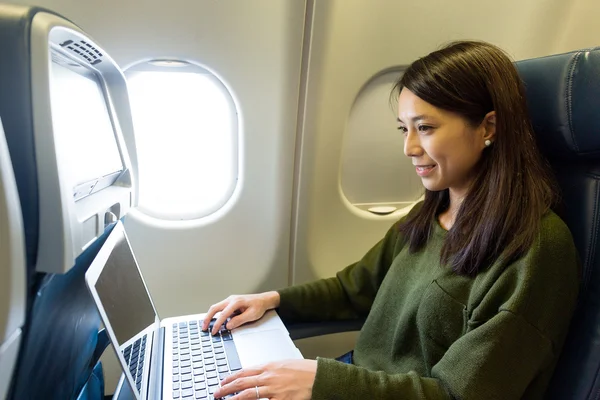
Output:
[{"xmin": 285, "ymin": 319, "xmax": 365, "ymax": 340}]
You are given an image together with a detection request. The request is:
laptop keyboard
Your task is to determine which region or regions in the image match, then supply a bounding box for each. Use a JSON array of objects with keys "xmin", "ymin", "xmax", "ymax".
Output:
[
  {"xmin": 172, "ymin": 318, "xmax": 242, "ymax": 399},
  {"xmin": 122, "ymin": 334, "xmax": 147, "ymax": 394}
]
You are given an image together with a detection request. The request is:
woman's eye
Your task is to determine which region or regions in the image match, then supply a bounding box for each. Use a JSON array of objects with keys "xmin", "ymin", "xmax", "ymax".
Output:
[
  {"xmin": 397, "ymin": 126, "xmax": 407, "ymax": 134},
  {"xmin": 418, "ymin": 125, "xmax": 432, "ymax": 132}
]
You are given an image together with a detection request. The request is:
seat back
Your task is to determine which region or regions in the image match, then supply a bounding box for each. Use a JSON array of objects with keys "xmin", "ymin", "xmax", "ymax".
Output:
[
  {"xmin": 515, "ymin": 47, "xmax": 600, "ymax": 399},
  {"xmin": 0, "ymin": 4, "xmax": 135, "ymax": 398},
  {"xmin": 0, "ymin": 116, "xmax": 26, "ymax": 400}
]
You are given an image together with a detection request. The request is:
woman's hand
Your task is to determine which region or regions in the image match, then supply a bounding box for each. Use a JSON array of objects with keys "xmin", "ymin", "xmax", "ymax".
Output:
[
  {"xmin": 213, "ymin": 359, "xmax": 318, "ymax": 400},
  {"xmin": 201, "ymin": 291, "xmax": 281, "ymax": 335}
]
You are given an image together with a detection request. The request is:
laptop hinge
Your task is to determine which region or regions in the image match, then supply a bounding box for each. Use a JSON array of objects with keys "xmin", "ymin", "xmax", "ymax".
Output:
[{"xmin": 147, "ymin": 327, "xmax": 165, "ymax": 399}]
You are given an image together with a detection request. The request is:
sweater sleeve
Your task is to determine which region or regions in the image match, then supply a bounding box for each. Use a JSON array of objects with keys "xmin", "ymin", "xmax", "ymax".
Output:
[
  {"xmin": 311, "ymin": 310, "xmax": 554, "ymax": 400},
  {"xmin": 276, "ymin": 217, "xmax": 407, "ymax": 324}
]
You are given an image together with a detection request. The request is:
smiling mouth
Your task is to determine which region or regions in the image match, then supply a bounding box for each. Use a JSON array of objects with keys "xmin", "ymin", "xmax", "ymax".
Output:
[{"xmin": 415, "ymin": 165, "xmax": 436, "ymax": 176}]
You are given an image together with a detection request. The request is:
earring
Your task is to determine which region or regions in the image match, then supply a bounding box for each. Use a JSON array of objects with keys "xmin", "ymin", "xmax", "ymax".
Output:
[{"xmin": 485, "ymin": 140, "xmax": 492, "ymax": 147}]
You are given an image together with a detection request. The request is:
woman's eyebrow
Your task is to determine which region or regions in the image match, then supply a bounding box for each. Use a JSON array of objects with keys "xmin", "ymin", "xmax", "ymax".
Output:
[{"xmin": 397, "ymin": 115, "xmax": 431, "ymax": 123}]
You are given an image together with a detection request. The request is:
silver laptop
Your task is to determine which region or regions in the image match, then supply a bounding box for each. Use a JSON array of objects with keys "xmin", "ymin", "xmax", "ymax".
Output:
[{"xmin": 85, "ymin": 221, "xmax": 302, "ymax": 400}]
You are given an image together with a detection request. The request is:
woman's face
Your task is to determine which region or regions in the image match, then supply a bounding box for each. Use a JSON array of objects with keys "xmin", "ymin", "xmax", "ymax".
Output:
[{"xmin": 397, "ymin": 88, "xmax": 494, "ymax": 199}]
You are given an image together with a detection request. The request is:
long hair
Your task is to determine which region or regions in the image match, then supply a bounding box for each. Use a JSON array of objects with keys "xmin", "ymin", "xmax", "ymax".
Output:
[{"xmin": 392, "ymin": 41, "xmax": 558, "ymax": 276}]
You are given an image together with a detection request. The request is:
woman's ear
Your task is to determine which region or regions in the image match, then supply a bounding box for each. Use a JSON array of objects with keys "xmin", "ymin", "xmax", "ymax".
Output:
[{"xmin": 483, "ymin": 111, "xmax": 496, "ymax": 142}]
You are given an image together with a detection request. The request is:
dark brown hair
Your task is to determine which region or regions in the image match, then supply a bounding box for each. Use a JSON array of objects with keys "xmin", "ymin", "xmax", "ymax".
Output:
[{"xmin": 392, "ymin": 40, "xmax": 558, "ymax": 276}]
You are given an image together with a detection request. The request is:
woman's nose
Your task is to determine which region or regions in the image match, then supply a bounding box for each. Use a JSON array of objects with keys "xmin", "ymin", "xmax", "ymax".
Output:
[{"xmin": 403, "ymin": 131, "xmax": 423, "ymax": 158}]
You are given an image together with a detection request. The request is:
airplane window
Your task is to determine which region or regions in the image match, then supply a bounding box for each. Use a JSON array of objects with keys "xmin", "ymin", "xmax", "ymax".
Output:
[
  {"xmin": 341, "ymin": 70, "xmax": 423, "ymax": 214},
  {"xmin": 126, "ymin": 65, "xmax": 238, "ymax": 220}
]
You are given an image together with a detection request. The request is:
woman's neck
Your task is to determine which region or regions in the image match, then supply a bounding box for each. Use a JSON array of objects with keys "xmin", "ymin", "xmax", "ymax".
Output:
[{"xmin": 438, "ymin": 190, "xmax": 465, "ymax": 230}]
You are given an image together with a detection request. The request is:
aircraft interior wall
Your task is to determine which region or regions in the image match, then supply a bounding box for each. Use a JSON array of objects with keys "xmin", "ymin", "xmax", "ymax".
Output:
[{"xmin": 5, "ymin": 0, "xmax": 600, "ymax": 394}]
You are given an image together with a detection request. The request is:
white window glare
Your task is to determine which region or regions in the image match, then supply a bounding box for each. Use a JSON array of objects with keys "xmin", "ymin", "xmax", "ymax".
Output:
[{"xmin": 127, "ymin": 70, "xmax": 238, "ymax": 220}]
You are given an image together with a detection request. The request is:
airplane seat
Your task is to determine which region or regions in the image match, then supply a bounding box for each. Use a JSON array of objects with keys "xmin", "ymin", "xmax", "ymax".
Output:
[
  {"xmin": 0, "ymin": 117, "xmax": 27, "ymax": 400},
  {"xmin": 285, "ymin": 46, "xmax": 600, "ymax": 399},
  {"xmin": 0, "ymin": 4, "xmax": 134, "ymax": 399},
  {"xmin": 9, "ymin": 226, "xmax": 115, "ymax": 400},
  {"xmin": 516, "ymin": 46, "xmax": 600, "ymax": 400}
]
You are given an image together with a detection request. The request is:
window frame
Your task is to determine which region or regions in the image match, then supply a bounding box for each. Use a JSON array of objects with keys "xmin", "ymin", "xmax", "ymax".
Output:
[{"xmin": 124, "ymin": 59, "xmax": 240, "ymax": 221}]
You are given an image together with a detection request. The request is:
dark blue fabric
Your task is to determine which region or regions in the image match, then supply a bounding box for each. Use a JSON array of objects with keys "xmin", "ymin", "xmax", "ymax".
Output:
[
  {"xmin": 335, "ymin": 350, "xmax": 354, "ymax": 364},
  {"xmin": 76, "ymin": 362, "xmax": 105, "ymax": 400},
  {"xmin": 10, "ymin": 224, "xmax": 115, "ymax": 400}
]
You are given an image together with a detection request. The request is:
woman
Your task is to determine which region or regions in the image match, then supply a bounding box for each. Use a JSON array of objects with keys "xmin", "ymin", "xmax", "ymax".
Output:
[{"xmin": 205, "ymin": 41, "xmax": 579, "ymax": 400}]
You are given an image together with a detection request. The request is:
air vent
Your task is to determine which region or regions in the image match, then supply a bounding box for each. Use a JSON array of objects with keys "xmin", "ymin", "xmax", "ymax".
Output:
[{"xmin": 60, "ymin": 39, "xmax": 103, "ymax": 66}]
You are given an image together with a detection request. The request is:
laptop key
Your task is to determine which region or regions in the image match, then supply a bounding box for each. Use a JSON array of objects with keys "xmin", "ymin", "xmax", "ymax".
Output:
[
  {"xmin": 173, "ymin": 374, "xmax": 180, "ymax": 383},
  {"xmin": 206, "ymin": 371, "xmax": 217, "ymax": 379},
  {"xmin": 207, "ymin": 378, "xmax": 219, "ymax": 387},
  {"xmin": 181, "ymin": 373, "xmax": 192, "ymax": 382},
  {"xmin": 182, "ymin": 381, "xmax": 193, "ymax": 390},
  {"xmin": 217, "ymin": 365, "xmax": 228, "ymax": 373},
  {"xmin": 173, "ymin": 391, "xmax": 180, "ymax": 399},
  {"xmin": 193, "ymin": 374, "xmax": 206, "ymax": 382},
  {"xmin": 216, "ymin": 359, "xmax": 227, "ymax": 367},
  {"xmin": 194, "ymin": 389, "xmax": 207, "ymax": 399},
  {"xmin": 173, "ymin": 382, "xmax": 180, "ymax": 390},
  {"xmin": 182, "ymin": 388, "xmax": 194, "ymax": 398},
  {"xmin": 223, "ymin": 341, "xmax": 242, "ymax": 371}
]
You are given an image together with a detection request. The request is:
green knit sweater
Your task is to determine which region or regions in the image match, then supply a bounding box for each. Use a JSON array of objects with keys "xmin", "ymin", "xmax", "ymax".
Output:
[{"xmin": 277, "ymin": 209, "xmax": 579, "ymax": 400}]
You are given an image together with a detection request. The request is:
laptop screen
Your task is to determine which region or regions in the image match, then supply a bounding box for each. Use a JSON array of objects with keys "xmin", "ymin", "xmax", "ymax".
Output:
[{"xmin": 94, "ymin": 228, "xmax": 156, "ymax": 345}]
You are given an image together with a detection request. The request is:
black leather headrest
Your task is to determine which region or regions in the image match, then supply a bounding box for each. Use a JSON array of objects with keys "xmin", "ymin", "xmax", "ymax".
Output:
[{"xmin": 516, "ymin": 47, "xmax": 600, "ymax": 161}]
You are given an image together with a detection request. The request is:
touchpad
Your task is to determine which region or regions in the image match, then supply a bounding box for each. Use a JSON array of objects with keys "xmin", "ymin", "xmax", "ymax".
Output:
[{"xmin": 234, "ymin": 329, "xmax": 303, "ymax": 368}]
